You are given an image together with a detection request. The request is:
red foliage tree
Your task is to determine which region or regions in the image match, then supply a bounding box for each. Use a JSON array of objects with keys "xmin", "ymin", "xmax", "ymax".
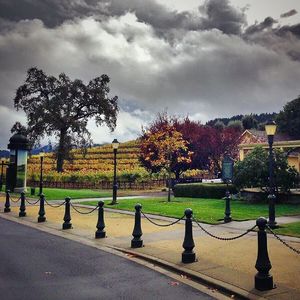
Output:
[
  {"xmin": 174, "ymin": 118, "xmax": 212, "ymax": 170},
  {"xmin": 175, "ymin": 118, "xmax": 241, "ymax": 173},
  {"xmin": 139, "ymin": 112, "xmax": 242, "ymax": 178},
  {"xmin": 139, "ymin": 112, "xmax": 193, "ymax": 180},
  {"xmin": 207, "ymin": 126, "xmax": 241, "ymax": 174}
]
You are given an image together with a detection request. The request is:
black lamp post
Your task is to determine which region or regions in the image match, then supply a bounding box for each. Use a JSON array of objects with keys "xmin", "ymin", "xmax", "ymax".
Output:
[
  {"xmin": 265, "ymin": 120, "xmax": 277, "ymax": 229},
  {"xmin": 111, "ymin": 139, "xmax": 119, "ymax": 205},
  {"xmin": 0, "ymin": 160, "xmax": 4, "ymax": 191},
  {"xmin": 39, "ymin": 150, "xmax": 45, "ymax": 196}
]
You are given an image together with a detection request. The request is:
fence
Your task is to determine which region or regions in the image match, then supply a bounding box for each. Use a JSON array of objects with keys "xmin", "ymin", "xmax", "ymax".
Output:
[
  {"xmin": 27, "ymin": 176, "xmax": 213, "ymax": 190},
  {"xmin": 3, "ymin": 190, "xmax": 300, "ymax": 293}
]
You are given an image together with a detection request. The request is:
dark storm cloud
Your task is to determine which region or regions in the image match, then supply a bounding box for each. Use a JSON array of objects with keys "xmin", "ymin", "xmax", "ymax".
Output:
[
  {"xmin": 0, "ymin": 0, "xmax": 199, "ymax": 31},
  {"xmin": 99, "ymin": 0, "xmax": 248, "ymax": 35},
  {"xmin": 0, "ymin": 0, "xmax": 247, "ymax": 35},
  {"xmin": 244, "ymin": 17, "xmax": 276, "ymax": 35},
  {"xmin": 244, "ymin": 16, "xmax": 300, "ymax": 61},
  {"xmin": 0, "ymin": 0, "xmax": 105, "ymax": 28},
  {"xmin": 280, "ymin": 9, "xmax": 298, "ymax": 18},
  {"xmin": 107, "ymin": 0, "xmax": 199, "ymax": 32},
  {"xmin": 198, "ymin": 0, "xmax": 247, "ymax": 35},
  {"xmin": 277, "ymin": 23, "xmax": 300, "ymax": 38}
]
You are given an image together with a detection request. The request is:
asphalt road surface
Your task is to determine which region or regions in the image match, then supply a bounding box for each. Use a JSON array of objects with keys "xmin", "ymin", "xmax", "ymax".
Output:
[{"xmin": 0, "ymin": 218, "xmax": 215, "ymax": 300}]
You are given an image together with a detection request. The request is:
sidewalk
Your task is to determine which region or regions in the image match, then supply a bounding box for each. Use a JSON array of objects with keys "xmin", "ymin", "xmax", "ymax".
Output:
[{"xmin": 1, "ymin": 198, "xmax": 300, "ymax": 299}]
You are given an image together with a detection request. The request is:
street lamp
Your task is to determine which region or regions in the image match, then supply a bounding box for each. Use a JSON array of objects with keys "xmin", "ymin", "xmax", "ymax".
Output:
[
  {"xmin": 39, "ymin": 150, "xmax": 45, "ymax": 196},
  {"xmin": 0, "ymin": 160, "xmax": 4, "ymax": 191},
  {"xmin": 111, "ymin": 139, "xmax": 119, "ymax": 205},
  {"xmin": 265, "ymin": 120, "xmax": 277, "ymax": 229}
]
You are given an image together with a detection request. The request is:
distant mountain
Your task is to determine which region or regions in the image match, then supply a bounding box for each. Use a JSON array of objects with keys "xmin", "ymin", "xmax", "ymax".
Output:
[
  {"xmin": 0, "ymin": 150, "xmax": 9, "ymax": 158},
  {"xmin": 206, "ymin": 112, "xmax": 278, "ymax": 127},
  {"xmin": 30, "ymin": 144, "xmax": 53, "ymax": 155},
  {"xmin": 29, "ymin": 142, "xmax": 112, "ymax": 155}
]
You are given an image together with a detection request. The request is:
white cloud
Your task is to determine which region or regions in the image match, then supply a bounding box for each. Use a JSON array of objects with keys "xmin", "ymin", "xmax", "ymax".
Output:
[{"xmin": 87, "ymin": 108, "xmax": 153, "ymax": 144}]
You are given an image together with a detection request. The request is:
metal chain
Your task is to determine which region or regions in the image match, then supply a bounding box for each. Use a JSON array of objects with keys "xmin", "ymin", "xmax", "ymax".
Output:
[
  {"xmin": 25, "ymin": 198, "xmax": 40, "ymax": 205},
  {"xmin": 193, "ymin": 217, "xmax": 257, "ymax": 241},
  {"xmin": 141, "ymin": 211, "xmax": 185, "ymax": 227},
  {"xmin": 44, "ymin": 199, "xmax": 66, "ymax": 208},
  {"xmin": 70, "ymin": 203, "xmax": 99, "ymax": 215},
  {"xmin": 267, "ymin": 225, "xmax": 300, "ymax": 255},
  {"xmin": 9, "ymin": 196, "xmax": 21, "ymax": 203}
]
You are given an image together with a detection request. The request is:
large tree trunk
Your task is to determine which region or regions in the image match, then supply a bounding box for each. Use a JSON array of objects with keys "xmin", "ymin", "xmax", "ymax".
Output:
[
  {"xmin": 175, "ymin": 171, "xmax": 180, "ymax": 180},
  {"xmin": 56, "ymin": 128, "xmax": 67, "ymax": 172}
]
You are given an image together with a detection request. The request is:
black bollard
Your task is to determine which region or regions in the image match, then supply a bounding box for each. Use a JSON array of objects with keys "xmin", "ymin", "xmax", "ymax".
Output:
[
  {"xmin": 19, "ymin": 192, "xmax": 26, "ymax": 217},
  {"xmin": 131, "ymin": 204, "xmax": 143, "ymax": 248},
  {"xmin": 38, "ymin": 193, "xmax": 46, "ymax": 223},
  {"xmin": 95, "ymin": 201, "xmax": 106, "ymax": 238},
  {"xmin": 224, "ymin": 189, "xmax": 232, "ymax": 223},
  {"xmin": 4, "ymin": 190, "xmax": 11, "ymax": 213},
  {"xmin": 182, "ymin": 208, "xmax": 196, "ymax": 263},
  {"xmin": 62, "ymin": 197, "xmax": 72, "ymax": 230},
  {"xmin": 255, "ymin": 217, "xmax": 274, "ymax": 291}
]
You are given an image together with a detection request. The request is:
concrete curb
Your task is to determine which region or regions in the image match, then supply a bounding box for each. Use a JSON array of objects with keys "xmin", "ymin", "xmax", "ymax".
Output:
[{"xmin": 105, "ymin": 245, "xmax": 267, "ymax": 300}]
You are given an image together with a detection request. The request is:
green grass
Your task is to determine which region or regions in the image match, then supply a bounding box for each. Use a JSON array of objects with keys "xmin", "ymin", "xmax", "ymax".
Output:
[
  {"xmin": 273, "ymin": 222, "xmax": 300, "ymax": 238},
  {"xmin": 12, "ymin": 187, "xmax": 112, "ymax": 200},
  {"xmin": 82, "ymin": 197, "xmax": 300, "ymax": 224}
]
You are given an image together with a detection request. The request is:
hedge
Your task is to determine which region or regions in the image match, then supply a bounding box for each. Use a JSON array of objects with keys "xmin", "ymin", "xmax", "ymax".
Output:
[{"xmin": 173, "ymin": 183, "xmax": 237, "ymax": 199}]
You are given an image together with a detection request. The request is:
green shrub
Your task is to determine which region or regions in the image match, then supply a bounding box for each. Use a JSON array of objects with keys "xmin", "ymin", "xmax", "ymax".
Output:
[
  {"xmin": 173, "ymin": 183, "xmax": 237, "ymax": 199},
  {"xmin": 234, "ymin": 146, "xmax": 299, "ymax": 192}
]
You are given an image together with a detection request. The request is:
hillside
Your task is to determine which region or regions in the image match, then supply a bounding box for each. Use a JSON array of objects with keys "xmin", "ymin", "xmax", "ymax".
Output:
[
  {"xmin": 207, "ymin": 112, "xmax": 277, "ymax": 127},
  {"xmin": 27, "ymin": 140, "xmax": 149, "ymax": 182}
]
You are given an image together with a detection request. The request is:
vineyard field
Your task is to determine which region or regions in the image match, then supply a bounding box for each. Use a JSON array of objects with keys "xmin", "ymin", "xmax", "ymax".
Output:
[{"xmin": 27, "ymin": 140, "xmax": 152, "ymax": 183}]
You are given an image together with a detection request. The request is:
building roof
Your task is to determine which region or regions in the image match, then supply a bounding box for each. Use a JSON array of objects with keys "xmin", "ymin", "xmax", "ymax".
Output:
[{"xmin": 239, "ymin": 129, "xmax": 294, "ymax": 144}]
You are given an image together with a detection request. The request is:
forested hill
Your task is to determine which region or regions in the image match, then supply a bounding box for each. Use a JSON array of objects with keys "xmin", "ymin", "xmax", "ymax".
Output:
[{"xmin": 207, "ymin": 112, "xmax": 277, "ymax": 127}]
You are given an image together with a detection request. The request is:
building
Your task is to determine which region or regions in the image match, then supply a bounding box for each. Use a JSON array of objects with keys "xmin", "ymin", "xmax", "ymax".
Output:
[{"xmin": 238, "ymin": 129, "xmax": 300, "ymax": 172}]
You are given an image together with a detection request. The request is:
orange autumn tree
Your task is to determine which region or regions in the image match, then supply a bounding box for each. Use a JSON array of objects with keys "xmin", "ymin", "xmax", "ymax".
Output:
[{"xmin": 139, "ymin": 121, "xmax": 193, "ymax": 201}]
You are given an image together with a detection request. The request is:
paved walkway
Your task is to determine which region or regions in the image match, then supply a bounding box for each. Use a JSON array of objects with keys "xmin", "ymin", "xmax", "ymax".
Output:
[{"xmin": 1, "ymin": 197, "xmax": 300, "ymax": 299}]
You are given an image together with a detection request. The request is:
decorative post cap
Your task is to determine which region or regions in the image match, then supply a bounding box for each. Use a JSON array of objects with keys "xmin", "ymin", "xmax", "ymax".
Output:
[
  {"xmin": 184, "ymin": 208, "xmax": 193, "ymax": 218},
  {"xmin": 256, "ymin": 217, "xmax": 267, "ymax": 229},
  {"xmin": 135, "ymin": 203, "xmax": 142, "ymax": 211}
]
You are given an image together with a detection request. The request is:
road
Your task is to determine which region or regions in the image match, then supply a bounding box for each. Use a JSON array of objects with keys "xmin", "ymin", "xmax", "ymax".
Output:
[{"xmin": 0, "ymin": 218, "xmax": 215, "ymax": 300}]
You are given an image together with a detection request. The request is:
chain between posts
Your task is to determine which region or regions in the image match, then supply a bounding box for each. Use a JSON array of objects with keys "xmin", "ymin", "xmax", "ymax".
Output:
[
  {"xmin": 193, "ymin": 217, "xmax": 257, "ymax": 241},
  {"xmin": 44, "ymin": 199, "xmax": 66, "ymax": 208},
  {"xmin": 267, "ymin": 225, "xmax": 300, "ymax": 255},
  {"xmin": 70, "ymin": 202, "xmax": 99, "ymax": 215},
  {"xmin": 25, "ymin": 198, "xmax": 40, "ymax": 205},
  {"xmin": 141, "ymin": 211, "xmax": 185, "ymax": 227},
  {"xmin": 10, "ymin": 196, "xmax": 21, "ymax": 203}
]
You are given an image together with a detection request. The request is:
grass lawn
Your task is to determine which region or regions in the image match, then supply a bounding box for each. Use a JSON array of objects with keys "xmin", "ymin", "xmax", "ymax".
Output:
[
  {"xmin": 7, "ymin": 187, "xmax": 164, "ymax": 200},
  {"xmin": 83, "ymin": 197, "xmax": 300, "ymax": 224},
  {"xmin": 273, "ymin": 222, "xmax": 300, "ymax": 238},
  {"xmin": 11, "ymin": 187, "xmax": 112, "ymax": 200}
]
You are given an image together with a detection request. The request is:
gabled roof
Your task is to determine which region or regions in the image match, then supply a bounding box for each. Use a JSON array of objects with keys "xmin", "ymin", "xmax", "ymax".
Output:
[{"xmin": 239, "ymin": 129, "xmax": 293, "ymax": 145}]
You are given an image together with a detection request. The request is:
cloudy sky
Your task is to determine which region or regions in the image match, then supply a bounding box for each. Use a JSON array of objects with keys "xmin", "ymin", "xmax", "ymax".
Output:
[{"xmin": 0, "ymin": 0, "xmax": 299, "ymax": 148}]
